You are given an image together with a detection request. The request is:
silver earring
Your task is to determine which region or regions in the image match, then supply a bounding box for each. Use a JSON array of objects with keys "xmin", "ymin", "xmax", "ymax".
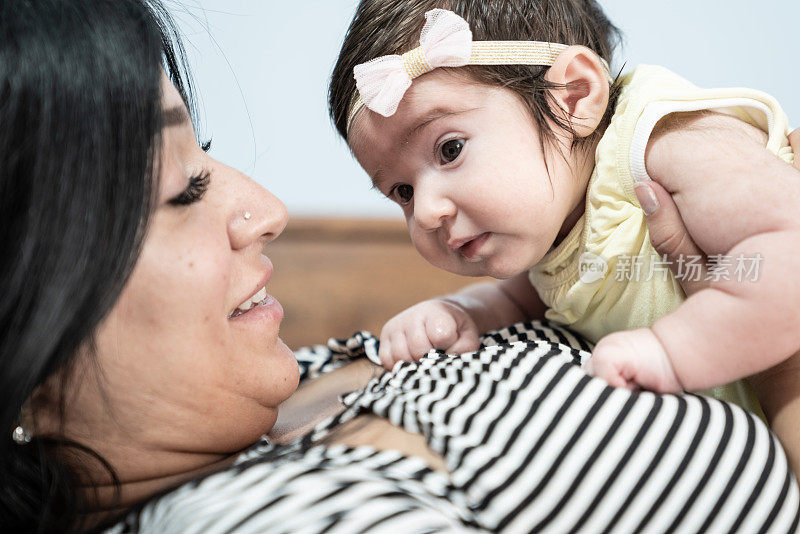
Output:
[
  {"xmin": 243, "ymin": 211, "xmax": 252, "ymax": 221},
  {"xmin": 12, "ymin": 425, "xmax": 31, "ymax": 445}
]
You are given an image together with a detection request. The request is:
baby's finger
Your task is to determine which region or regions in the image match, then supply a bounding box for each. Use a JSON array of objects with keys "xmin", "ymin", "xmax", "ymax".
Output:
[
  {"xmin": 591, "ymin": 329, "xmax": 682, "ymax": 393},
  {"xmin": 446, "ymin": 334, "xmax": 480, "ymax": 355},
  {"xmin": 406, "ymin": 323, "xmax": 437, "ymax": 361},
  {"xmin": 377, "ymin": 334, "xmax": 395, "ymax": 369},
  {"xmin": 388, "ymin": 332, "xmax": 413, "ymax": 364},
  {"xmin": 445, "ymin": 323, "xmax": 480, "ymax": 355},
  {"xmin": 635, "ymin": 180, "xmax": 709, "ymax": 297},
  {"xmin": 789, "ymin": 127, "xmax": 800, "ymax": 172},
  {"xmin": 587, "ymin": 343, "xmax": 635, "ymax": 390},
  {"xmin": 424, "ymin": 313, "xmax": 459, "ymax": 349}
]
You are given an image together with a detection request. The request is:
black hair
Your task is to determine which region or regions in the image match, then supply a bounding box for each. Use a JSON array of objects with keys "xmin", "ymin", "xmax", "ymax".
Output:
[{"xmin": 0, "ymin": 0, "xmax": 196, "ymax": 531}]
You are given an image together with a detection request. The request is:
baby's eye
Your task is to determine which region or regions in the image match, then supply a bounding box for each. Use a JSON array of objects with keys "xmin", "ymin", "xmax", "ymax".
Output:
[
  {"xmin": 439, "ymin": 139, "xmax": 465, "ymax": 163},
  {"xmin": 390, "ymin": 184, "xmax": 414, "ymax": 205}
]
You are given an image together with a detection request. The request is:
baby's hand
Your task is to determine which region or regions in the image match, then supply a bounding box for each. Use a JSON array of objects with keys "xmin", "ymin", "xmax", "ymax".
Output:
[
  {"xmin": 378, "ymin": 299, "xmax": 480, "ymax": 369},
  {"xmin": 585, "ymin": 328, "xmax": 683, "ymax": 393}
]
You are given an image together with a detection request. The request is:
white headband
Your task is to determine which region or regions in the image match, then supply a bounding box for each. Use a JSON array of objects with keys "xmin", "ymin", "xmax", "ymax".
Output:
[{"xmin": 347, "ymin": 8, "xmax": 611, "ymax": 133}]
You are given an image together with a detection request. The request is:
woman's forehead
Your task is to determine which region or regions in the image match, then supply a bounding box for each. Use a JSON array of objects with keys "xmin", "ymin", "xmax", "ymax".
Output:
[{"xmin": 160, "ymin": 71, "xmax": 186, "ymax": 110}]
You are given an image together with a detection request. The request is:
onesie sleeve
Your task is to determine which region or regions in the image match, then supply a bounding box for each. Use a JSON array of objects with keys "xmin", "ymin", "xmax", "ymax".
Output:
[{"xmin": 624, "ymin": 67, "xmax": 793, "ymax": 184}]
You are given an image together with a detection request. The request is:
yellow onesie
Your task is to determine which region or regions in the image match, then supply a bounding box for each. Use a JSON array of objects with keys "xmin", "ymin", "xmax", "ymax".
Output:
[{"xmin": 529, "ymin": 64, "xmax": 794, "ymax": 415}]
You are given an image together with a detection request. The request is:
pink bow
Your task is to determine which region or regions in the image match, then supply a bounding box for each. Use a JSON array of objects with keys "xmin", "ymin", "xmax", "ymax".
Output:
[{"xmin": 353, "ymin": 9, "xmax": 473, "ymax": 117}]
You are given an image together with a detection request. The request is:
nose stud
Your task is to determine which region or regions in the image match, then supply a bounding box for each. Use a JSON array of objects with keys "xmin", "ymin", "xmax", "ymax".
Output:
[{"xmin": 243, "ymin": 211, "xmax": 252, "ymax": 221}]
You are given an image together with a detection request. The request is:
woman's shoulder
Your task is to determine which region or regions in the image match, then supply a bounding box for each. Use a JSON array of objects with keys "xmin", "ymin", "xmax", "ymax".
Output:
[{"xmin": 106, "ymin": 439, "xmax": 468, "ymax": 533}]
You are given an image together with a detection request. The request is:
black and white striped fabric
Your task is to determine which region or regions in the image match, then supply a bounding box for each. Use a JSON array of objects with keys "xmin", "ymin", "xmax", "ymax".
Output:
[{"xmin": 109, "ymin": 321, "xmax": 799, "ymax": 533}]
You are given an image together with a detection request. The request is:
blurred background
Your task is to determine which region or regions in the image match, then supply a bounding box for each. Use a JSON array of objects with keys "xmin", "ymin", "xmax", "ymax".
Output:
[{"xmin": 172, "ymin": 0, "xmax": 799, "ymax": 220}]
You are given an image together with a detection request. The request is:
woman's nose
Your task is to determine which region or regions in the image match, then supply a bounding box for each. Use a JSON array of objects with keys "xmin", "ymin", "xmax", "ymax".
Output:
[
  {"xmin": 413, "ymin": 185, "xmax": 456, "ymax": 231},
  {"xmin": 228, "ymin": 174, "xmax": 288, "ymax": 250}
]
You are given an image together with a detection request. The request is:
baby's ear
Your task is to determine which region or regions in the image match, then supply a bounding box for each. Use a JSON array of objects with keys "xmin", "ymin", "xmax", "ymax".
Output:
[{"xmin": 544, "ymin": 45, "xmax": 610, "ymax": 138}]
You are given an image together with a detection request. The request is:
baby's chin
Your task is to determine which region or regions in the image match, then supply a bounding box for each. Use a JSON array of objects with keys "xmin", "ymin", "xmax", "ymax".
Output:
[
  {"xmin": 440, "ymin": 256, "xmax": 531, "ymax": 280},
  {"xmin": 483, "ymin": 263, "xmax": 529, "ymax": 280},
  {"xmin": 484, "ymin": 252, "xmax": 543, "ymax": 280}
]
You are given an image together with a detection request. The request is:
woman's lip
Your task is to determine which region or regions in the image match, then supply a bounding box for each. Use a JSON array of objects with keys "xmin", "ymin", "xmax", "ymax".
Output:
[
  {"xmin": 228, "ymin": 293, "xmax": 283, "ymax": 323},
  {"xmin": 230, "ymin": 258, "xmax": 275, "ymax": 315},
  {"xmin": 459, "ymin": 232, "xmax": 491, "ymax": 260}
]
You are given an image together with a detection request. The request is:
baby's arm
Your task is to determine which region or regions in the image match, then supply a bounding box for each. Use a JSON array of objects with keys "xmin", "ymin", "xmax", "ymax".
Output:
[
  {"xmin": 378, "ymin": 272, "xmax": 546, "ymax": 368},
  {"xmin": 589, "ymin": 112, "xmax": 800, "ymax": 392}
]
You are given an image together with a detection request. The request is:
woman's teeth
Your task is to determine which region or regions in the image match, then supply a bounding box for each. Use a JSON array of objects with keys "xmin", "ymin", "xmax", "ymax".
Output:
[{"xmin": 229, "ymin": 287, "xmax": 269, "ymax": 318}]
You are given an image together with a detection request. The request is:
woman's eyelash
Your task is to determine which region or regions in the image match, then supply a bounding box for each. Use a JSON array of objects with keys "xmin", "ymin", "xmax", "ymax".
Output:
[{"xmin": 169, "ymin": 170, "xmax": 210, "ymax": 206}]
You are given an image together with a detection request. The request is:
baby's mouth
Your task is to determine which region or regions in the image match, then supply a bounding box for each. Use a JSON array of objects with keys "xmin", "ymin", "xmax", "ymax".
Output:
[{"xmin": 458, "ymin": 232, "xmax": 491, "ymax": 261}]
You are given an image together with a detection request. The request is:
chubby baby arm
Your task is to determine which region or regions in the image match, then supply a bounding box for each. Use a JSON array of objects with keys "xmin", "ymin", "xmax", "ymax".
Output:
[
  {"xmin": 589, "ymin": 113, "xmax": 800, "ymax": 392},
  {"xmin": 378, "ymin": 272, "xmax": 546, "ymax": 368}
]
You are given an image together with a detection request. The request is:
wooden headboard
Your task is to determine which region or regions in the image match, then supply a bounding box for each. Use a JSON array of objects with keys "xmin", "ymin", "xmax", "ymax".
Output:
[{"xmin": 265, "ymin": 217, "xmax": 488, "ymax": 350}]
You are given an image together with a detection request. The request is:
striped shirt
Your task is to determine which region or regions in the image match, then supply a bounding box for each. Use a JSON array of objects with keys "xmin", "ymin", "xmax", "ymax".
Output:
[{"xmin": 108, "ymin": 321, "xmax": 800, "ymax": 533}]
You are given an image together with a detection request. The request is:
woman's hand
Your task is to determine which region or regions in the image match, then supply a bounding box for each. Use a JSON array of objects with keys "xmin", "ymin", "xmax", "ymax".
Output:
[
  {"xmin": 588, "ymin": 127, "xmax": 800, "ymax": 391},
  {"xmin": 378, "ymin": 298, "xmax": 480, "ymax": 369},
  {"xmin": 634, "ymin": 126, "xmax": 800, "ymax": 296},
  {"xmin": 633, "ymin": 179, "xmax": 710, "ymax": 296}
]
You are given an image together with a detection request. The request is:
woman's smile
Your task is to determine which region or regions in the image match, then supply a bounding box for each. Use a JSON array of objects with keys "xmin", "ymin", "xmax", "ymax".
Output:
[
  {"xmin": 228, "ymin": 292, "xmax": 284, "ymax": 324},
  {"xmin": 228, "ymin": 255, "xmax": 283, "ymax": 323}
]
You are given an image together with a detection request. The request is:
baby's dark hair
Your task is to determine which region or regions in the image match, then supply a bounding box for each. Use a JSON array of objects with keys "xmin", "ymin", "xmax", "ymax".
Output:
[{"xmin": 329, "ymin": 0, "xmax": 623, "ymax": 152}]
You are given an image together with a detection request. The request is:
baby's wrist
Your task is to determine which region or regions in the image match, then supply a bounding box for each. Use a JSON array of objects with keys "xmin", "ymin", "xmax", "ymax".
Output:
[
  {"xmin": 435, "ymin": 295, "xmax": 481, "ymax": 325},
  {"xmin": 435, "ymin": 295, "xmax": 471, "ymax": 315},
  {"xmin": 642, "ymin": 327, "xmax": 683, "ymax": 391}
]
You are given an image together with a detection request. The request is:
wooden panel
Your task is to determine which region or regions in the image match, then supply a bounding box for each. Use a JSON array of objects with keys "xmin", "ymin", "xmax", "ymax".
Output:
[{"xmin": 265, "ymin": 217, "xmax": 489, "ymax": 350}]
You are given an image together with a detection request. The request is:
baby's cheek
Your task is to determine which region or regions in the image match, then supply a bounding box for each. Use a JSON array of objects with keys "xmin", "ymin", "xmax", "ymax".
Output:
[
  {"xmin": 410, "ymin": 231, "xmax": 435, "ymax": 257},
  {"xmin": 417, "ymin": 241, "xmax": 451, "ymax": 270}
]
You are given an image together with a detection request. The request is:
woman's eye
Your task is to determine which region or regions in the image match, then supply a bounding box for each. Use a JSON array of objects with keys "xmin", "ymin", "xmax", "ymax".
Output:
[
  {"xmin": 391, "ymin": 184, "xmax": 414, "ymax": 205},
  {"xmin": 439, "ymin": 139, "xmax": 465, "ymax": 163},
  {"xmin": 169, "ymin": 171, "xmax": 210, "ymax": 206}
]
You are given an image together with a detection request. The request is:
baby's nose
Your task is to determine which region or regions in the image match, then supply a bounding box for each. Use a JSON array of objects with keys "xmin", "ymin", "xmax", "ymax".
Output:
[{"xmin": 414, "ymin": 190, "xmax": 456, "ymax": 231}]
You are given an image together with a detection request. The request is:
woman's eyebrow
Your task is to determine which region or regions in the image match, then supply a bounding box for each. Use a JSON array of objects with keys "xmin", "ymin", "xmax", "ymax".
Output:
[{"xmin": 162, "ymin": 105, "xmax": 190, "ymax": 128}]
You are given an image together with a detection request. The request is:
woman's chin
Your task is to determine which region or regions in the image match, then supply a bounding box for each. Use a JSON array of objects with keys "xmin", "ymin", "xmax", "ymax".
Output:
[{"xmin": 273, "ymin": 338, "xmax": 301, "ymax": 399}]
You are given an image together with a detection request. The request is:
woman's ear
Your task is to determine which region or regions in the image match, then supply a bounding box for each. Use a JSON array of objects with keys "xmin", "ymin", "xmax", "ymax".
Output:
[{"xmin": 544, "ymin": 45, "xmax": 610, "ymax": 138}]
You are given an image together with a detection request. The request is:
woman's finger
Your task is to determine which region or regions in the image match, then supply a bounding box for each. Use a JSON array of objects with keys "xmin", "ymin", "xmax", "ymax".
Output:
[
  {"xmin": 788, "ymin": 127, "xmax": 800, "ymax": 172},
  {"xmin": 634, "ymin": 180, "xmax": 709, "ymax": 296}
]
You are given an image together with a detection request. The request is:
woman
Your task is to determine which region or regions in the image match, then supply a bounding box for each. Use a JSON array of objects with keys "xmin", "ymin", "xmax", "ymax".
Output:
[{"xmin": 1, "ymin": 0, "xmax": 797, "ymax": 532}]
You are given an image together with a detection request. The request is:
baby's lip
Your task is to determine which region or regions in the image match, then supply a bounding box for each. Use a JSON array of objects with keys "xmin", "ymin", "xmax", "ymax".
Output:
[
  {"xmin": 447, "ymin": 234, "xmax": 480, "ymax": 251},
  {"xmin": 458, "ymin": 232, "xmax": 491, "ymax": 261}
]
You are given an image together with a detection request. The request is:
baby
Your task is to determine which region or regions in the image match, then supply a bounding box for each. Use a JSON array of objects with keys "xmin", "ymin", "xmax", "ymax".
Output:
[{"xmin": 328, "ymin": 1, "xmax": 800, "ymax": 470}]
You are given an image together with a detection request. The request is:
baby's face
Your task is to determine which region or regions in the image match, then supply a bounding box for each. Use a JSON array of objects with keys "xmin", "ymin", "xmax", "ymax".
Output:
[{"xmin": 349, "ymin": 70, "xmax": 589, "ymax": 280}]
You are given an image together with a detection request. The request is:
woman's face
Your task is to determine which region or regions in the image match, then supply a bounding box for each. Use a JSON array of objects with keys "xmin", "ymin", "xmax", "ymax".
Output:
[{"xmin": 63, "ymin": 74, "xmax": 298, "ymax": 461}]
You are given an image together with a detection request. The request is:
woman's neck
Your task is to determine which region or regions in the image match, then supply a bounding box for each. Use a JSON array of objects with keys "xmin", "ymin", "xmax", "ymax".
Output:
[{"xmin": 78, "ymin": 450, "xmax": 237, "ymax": 530}]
